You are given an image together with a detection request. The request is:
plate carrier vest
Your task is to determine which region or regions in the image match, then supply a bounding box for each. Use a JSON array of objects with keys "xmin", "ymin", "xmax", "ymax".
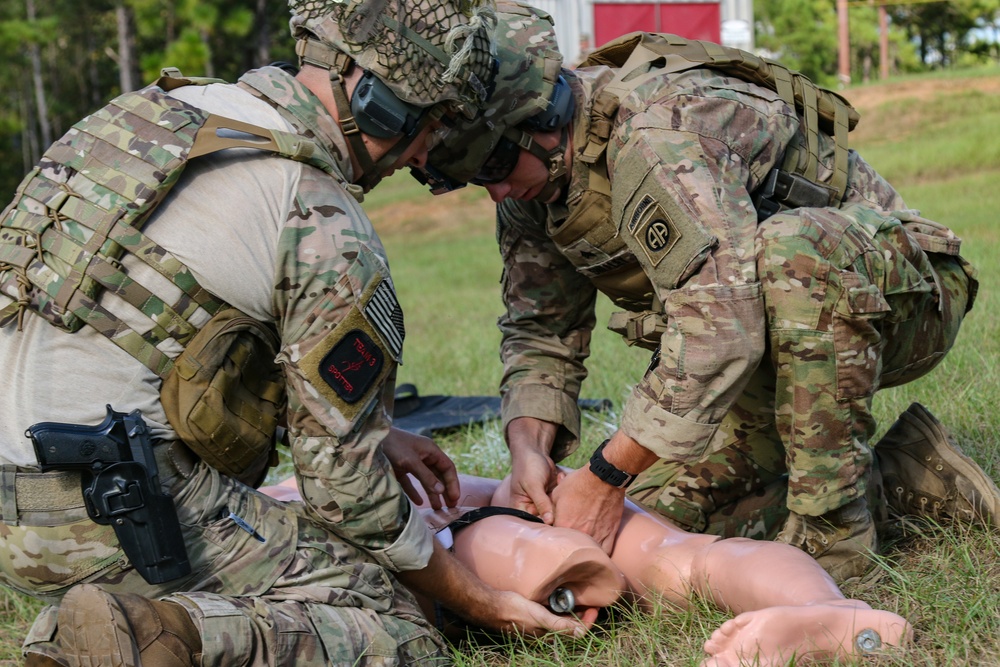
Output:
[{"xmin": 0, "ymin": 70, "xmax": 345, "ymax": 484}]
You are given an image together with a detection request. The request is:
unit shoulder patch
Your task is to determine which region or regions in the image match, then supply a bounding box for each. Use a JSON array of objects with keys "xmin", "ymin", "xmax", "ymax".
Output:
[
  {"xmin": 612, "ymin": 147, "xmax": 716, "ymax": 290},
  {"xmin": 299, "ymin": 274, "xmax": 400, "ymax": 424},
  {"xmin": 317, "ymin": 329, "xmax": 384, "ymax": 404},
  {"xmin": 627, "ymin": 193, "xmax": 683, "ymax": 268}
]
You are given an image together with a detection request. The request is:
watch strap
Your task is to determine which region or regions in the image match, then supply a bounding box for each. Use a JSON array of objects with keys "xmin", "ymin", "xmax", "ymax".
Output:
[{"xmin": 588, "ymin": 439, "xmax": 637, "ymax": 489}]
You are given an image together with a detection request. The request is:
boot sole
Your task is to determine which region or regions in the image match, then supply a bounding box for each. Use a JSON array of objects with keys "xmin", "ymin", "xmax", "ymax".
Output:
[{"xmin": 57, "ymin": 584, "xmax": 141, "ymax": 667}]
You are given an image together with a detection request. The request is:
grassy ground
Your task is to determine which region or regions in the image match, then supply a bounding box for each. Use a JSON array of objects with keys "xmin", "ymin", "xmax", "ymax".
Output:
[{"xmin": 2, "ymin": 69, "xmax": 999, "ymax": 665}]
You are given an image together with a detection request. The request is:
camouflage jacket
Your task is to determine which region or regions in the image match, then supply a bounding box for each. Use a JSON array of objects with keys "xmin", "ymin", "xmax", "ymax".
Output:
[
  {"xmin": 497, "ymin": 65, "xmax": 906, "ymax": 463},
  {"xmin": 0, "ymin": 67, "xmax": 432, "ymax": 572}
]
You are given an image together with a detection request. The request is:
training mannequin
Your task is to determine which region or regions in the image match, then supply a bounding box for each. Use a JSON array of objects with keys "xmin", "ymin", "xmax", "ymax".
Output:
[{"xmin": 260, "ymin": 474, "xmax": 912, "ymax": 666}]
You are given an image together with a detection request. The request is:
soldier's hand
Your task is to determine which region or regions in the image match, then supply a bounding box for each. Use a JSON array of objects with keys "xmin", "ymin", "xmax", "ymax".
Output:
[
  {"xmin": 551, "ymin": 466, "xmax": 626, "ymax": 554},
  {"xmin": 506, "ymin": 417, "xmax": 561, "ymax": 524},
  {"xmin": 382, "ymin": 427, "xmax": 460, "ymax": 509},
  {"xmin": 475, "ymin": 590, "xmax": 594, "ymax": 638},
  {"xmin": 397, "ymin": 541, "xmax": 591, "ymax": 639}
]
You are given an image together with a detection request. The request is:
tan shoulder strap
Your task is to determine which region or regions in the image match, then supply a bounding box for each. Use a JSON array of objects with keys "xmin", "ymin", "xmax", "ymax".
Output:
[{"xmin": 158, "ymin": 67, "xmax": 343, "ymax": 181}]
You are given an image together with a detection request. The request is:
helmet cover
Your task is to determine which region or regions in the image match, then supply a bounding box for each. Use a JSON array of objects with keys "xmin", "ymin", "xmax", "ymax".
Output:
[
  {"xmin": 424, "ymin": 0, "xmax": 564, "ymax": 184},
  {"xmin": 289, "ymin": 0, "xmax": 499, "ymax": 117}
]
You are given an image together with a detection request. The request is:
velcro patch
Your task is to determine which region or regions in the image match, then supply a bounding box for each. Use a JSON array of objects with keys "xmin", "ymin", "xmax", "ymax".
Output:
[
  {"xmin": 300, "ymin": 302, "xmax": 394, "ymax": 424},
  {"xmin": 628, "ymin": 194, "xmax": 682, "ymax": 268},
  {"xmin": 317, "ymin": 329, "xmax": 384, "ymax": 403}
]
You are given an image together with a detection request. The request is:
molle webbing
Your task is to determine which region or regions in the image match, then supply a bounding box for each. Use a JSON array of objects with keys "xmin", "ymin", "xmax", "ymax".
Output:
[
  {"xmin": 579, "ymin": 32, "xmax": 858, "ymax": 205},
  {"xmin": 0, "ymin": 82, "xmax": 333, "ymax": 378}
]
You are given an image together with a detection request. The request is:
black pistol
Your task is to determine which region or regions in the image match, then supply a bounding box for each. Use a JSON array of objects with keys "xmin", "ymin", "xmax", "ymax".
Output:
[{"xmin": 26, "ymin": 406, "xmax": 191, "ymax": 585}]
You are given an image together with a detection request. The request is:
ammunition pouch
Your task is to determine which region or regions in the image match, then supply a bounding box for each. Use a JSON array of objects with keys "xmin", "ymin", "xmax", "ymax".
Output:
[{"xmin": 160, "ymin": 307, "xmax": 285, "ymax": 487}]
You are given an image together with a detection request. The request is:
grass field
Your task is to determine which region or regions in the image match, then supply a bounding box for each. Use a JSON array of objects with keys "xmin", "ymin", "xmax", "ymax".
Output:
[{"xmin": 2, "ymin": 68, "xmax": 999, "ymax": 665}]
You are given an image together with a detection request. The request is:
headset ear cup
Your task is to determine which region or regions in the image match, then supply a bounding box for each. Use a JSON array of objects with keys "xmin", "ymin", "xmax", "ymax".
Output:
[{"xmin": 350, "ymin": 69, "xmax": 424, "ymax": 138}]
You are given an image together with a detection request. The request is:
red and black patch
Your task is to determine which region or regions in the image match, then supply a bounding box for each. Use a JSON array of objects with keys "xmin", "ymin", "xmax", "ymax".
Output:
[{"xmin": 317, "ymin": 329, "xmax": 384, "ymax": 404}]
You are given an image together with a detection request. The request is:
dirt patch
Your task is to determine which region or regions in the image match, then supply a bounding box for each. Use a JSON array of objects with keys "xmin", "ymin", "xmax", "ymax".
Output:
[
  {"xmin": 842, "ymin": 74, "xmax": 1000, "ymax": 144},
  {"xmin": 841, "ymin": 75, "xmax": 1000, "ymax": 114},
  {"xmin": 368, "ymin": 182, "xmax": 496, "ymax": 239}
]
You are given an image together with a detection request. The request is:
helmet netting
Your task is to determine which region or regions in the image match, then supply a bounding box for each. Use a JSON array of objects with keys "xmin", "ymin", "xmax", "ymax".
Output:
[{"xmin": 290, "ymin": 0, "xmax": 497, "ymax": 109}]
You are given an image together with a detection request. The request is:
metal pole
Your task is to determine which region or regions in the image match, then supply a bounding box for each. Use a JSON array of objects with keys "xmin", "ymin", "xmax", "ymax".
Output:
[
  {"xmin": 879, "ymin": 3, "xmax": 890, "ymax": 79},
  {"xmin": 837, "ymin": 0, "xmax": 851, "ymax": 86}
]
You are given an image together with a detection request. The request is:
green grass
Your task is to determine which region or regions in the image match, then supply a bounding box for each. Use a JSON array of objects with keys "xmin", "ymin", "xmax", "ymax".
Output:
[
  {"xmin": 3, "ymin": 70, "xmax": 1000, "ymax": 665},
  {"xmin": 856, "ymin": 90, "xmax": 1000, "ymax": 184}
]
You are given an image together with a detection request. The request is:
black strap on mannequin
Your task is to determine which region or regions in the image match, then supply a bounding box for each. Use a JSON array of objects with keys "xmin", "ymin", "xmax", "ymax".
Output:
[{"xmin": 447, "ymin": 506, "xmax": 545, "ymax": 535}]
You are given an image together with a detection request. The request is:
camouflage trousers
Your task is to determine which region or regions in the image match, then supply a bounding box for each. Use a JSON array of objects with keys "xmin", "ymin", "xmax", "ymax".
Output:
[
  {"xmin": 629, "ymin": 204, "xmax": 976, "ymax": 537},
  {"xmin": 2, "ymin": 446, "xmax": 448, "ymax": 666}
]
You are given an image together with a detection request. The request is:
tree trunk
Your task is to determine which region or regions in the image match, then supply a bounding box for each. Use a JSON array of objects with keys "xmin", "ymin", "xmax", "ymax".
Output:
[
  {"xmin": 86, "ymin": 9, "xmax": 103, "ymax": 108},
  {"xmin": 255, "ymin": 0, "xmax": 271, "ymax": 67},
  {"xmin": 201, "ymin": 29, "xmax": 216, "ymax": 78},
  {"xmin": 166, "ymin": 0, "xmax": 176, "ymax": 46},
  {"xmin": 116, "ymin": 0, "xmax": 140, "ymax": 92},
  {"xmin": 25, "ymin": 0, "xmax": 52, "ymax": 152},
  {"xmin": 18, "ymin": 83, "xmax": 36, "ymax": 174}
]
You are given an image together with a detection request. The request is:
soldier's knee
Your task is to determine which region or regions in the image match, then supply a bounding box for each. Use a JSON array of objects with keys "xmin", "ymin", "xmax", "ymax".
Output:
[{"xmin": 21, "ymin": 606, "xmax": 64, "ymax": 667}]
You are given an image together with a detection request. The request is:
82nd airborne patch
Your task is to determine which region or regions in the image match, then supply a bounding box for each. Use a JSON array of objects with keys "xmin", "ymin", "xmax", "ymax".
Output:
[{"xmin": 628, "ymin": 193, "xmax": 682, "ymax": 268}]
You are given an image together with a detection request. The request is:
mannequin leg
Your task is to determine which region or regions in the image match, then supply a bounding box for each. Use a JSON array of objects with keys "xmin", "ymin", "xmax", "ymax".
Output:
[
  {"xmin": 609, "ymin": 499, "xmax": 912, "ymax": 665},
  {"xmin": 700, "ymin": 601, "xmax": 909, "ymax": 667},
  {"xmin": 262, "ymin": 473, "xmax": 911, "ymax": 664}
]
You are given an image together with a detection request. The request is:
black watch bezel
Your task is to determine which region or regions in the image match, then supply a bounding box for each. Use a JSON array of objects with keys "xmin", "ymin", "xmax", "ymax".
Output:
[{"xmin": 588, "ymin": 439, "xmax": 637, "ymax": 489}]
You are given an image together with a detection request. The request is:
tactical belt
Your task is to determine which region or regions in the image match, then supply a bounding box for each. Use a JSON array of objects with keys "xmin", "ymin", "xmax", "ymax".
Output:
[
  {"xmin": 0, "ymin": 441, "xmax": 195, "ymax": 526},
  {"xmin": 0, "ymin": 467, "xmax": 87, "ymax": 526}
]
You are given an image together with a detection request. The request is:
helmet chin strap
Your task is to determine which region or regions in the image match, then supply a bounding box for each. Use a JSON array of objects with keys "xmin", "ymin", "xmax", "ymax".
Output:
[
  {"xmin": 326, "ymin": 69, "xmax": 384, "ymax": 191},
  {"xmin": 298, "ymin": 37, "xmax": 435, "ymax": 192},
  {"xmin": 297, "ymin": 38, "xmax": 382, "ymax": 190},
  {"xmin": 507, "ymin": 125, "xmax": 571, "ymax": 202},
  {"xmin": 327, "ymin": 66, "xmax": 444, "ymax": 192}
]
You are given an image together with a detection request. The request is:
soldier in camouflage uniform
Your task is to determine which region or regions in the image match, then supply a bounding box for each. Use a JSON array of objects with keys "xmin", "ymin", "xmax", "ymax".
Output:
[
  {"xmin": 414, "ymin": 2, "xmax": 1000, "ymax": 583},
  {"xmin": 0, "ymin": 1, "xmax": 588, "ymax": 666}
]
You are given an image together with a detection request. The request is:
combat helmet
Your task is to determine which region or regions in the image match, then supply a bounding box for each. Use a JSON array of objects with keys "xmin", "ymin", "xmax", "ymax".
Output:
[
  {"xmin": 413, "ymin": 0, "xmax": 574, "ymax": 197},
  {"xmin": 289, "ymin": 0, "xmax": 499, "ymax": 190}
]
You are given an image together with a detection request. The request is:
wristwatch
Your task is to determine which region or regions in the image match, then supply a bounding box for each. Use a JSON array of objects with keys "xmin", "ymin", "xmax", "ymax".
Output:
[{"xmin": 588, "ymin": 439, "xmax": 637, "ymax": 489}]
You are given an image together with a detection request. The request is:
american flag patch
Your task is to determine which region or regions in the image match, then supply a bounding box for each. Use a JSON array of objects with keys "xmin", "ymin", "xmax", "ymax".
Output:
[{"xmin": 364, "ymin": 279, "xmax": 405, "ymax": 361}]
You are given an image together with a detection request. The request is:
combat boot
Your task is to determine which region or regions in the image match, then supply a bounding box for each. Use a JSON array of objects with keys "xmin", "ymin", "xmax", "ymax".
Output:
[
  {"xmin": 776, "ymin": 497, "xmax": 877, "ymax": 583},
  {"xmin": 876, "ymin": 402, "xmax": 1000, "ymax": 526},
  {"xmin": 56, "ymin": 584, "xmax": 201, "ymax": 667}
]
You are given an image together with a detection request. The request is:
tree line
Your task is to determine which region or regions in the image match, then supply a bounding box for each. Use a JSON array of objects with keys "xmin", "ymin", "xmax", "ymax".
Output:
[
  {"xmin": 1, "ymin": 0, "xmax": 998, "ymax": 198},
  {"xmin": 756, "ymin": 0, "xmax": 1000, "ymax": 86},
  {"xmin": 0, "ymin": 0, "xmax": 293, "ymax": 198}
]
